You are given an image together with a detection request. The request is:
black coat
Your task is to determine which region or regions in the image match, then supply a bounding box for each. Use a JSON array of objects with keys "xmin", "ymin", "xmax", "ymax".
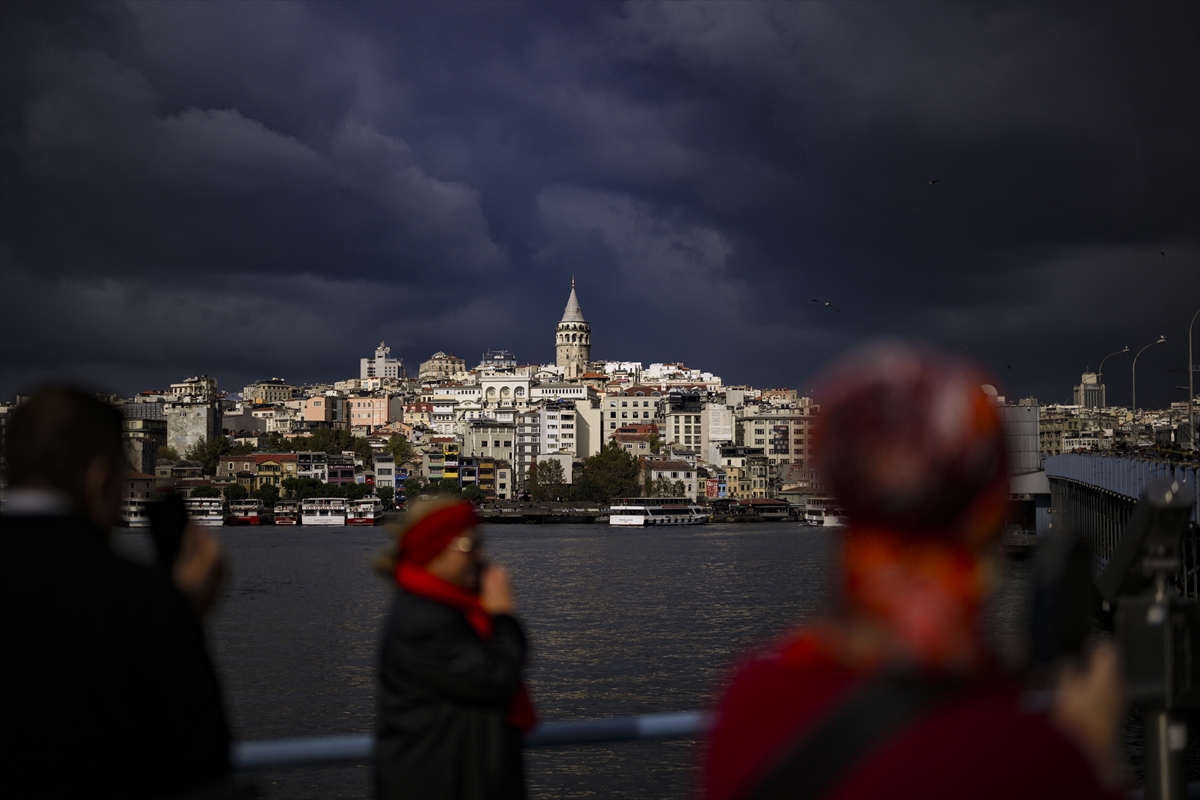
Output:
[
  {"xmin": 376, "ymin": 588, "xmax": 528, "ymax": 800},
  {"xmin": 1, "ymin": 514, "xmax": 232, "ymax": 798}
]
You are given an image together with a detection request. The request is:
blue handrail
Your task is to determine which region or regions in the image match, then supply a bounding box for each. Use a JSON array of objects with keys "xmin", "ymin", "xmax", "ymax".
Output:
[{"xmin": 231, "ymin": 710, "xmax": 712, "ymax": 771}]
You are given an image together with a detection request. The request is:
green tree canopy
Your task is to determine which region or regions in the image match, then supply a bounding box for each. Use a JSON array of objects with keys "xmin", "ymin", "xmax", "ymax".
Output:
[
  {"xmin": 157, "ymin": 445, "xmax": 179, "ymax": 462},
  {"xmin": 253, "ymin": 483, "xmax": 280, "ymax": 505},
  {"xmin": 377, "ymin": 486, "xmax": 395, "ymax": 504},
  {"xmin": 265, "ymin": 433, "xmax": 288, "ymax": 452},
  {"xmin": 531, "ymin": 458, "xmax": 566, "ymax": 502},
  {"xmin": 229, "ymin": 442, "xmax": 255, "ymax": 456},
  {"xmin": 224, "ymin": 483, "xmax": 249, "ymax": 501},
  {"xmin": 292, "ymin": 428, "xmax": 373, "ymax": 465},
  {"xmin": 185, "ymin": 437, "xmax": 231, "ymax": 474},
  {"xmin": 461, "ymin": 484, "xmax": 485, "ymax": 503},
  {"xmin": 189, "ymin": 485, "xmax": 221, "ymax": 498},
  {"xmin": 403, "ymin": 477, "xmax": 425, "ymax": 497},
  {"xmin": 386, "ymin": 435, "xmax": 414, "ymax": 463},
  {"xmin": 573, "ymin": 442, "xmax": 641, "ymax": 502},
  {"xmin": 437, "ymin": 477, "xmax": 461, "ymax": 494}
]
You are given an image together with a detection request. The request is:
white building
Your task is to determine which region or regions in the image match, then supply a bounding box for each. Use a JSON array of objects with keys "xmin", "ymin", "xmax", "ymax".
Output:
[{"xmin": 361, "ymin": 342, "xmax": 404, "ymax": 381}]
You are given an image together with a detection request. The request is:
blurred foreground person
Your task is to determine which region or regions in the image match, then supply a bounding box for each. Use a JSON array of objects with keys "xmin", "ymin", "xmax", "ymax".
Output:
[
  {"xmin": 703, "ymin": 344, "xmax": 1124, "ymax": 800},
  {"xmin": 1, "ymin": 387, "xmax": 233, "ymax": 798},
  {"xmin": 376, "ymin": 498, "xmax": 535, "ymax": 800}
]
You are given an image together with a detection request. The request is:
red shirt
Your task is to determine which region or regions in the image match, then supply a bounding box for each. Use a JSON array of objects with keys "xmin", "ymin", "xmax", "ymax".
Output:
[{"xmin": 702, "ymin": 637, "xmax": 1124, "ymax": 800}]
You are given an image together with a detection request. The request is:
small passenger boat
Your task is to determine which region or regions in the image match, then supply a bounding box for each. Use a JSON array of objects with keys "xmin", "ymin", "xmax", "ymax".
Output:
[
  {"xmin": 346, "ymin": 497, "xmax": 384, "ymax": 526},
  {"xmin": 119, "ymin": 498, "xmax": 152, "ymax": 528},
  {"xmin": 227, "ymin": 499, "xmax": 266, "ymax": 526},
  {"xmin": 301, "ymin": 497, "xmax": 347, "ymax": 526},
  {"xmin": 608, "ymin": 497, "xmax": 709, "ymax": 527},
  {"xmin": 274, "ymin": 501, "xmax": 300, "ymax": 525},
  {"xmin": 184, "ymin": 497, "xmax": 226, "ymax": 526}
]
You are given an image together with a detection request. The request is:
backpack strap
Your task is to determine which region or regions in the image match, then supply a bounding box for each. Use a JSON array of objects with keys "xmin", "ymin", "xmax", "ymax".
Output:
[{"xmin": 743, "ymin": 670, "xmax": 958, "ymax": 800}]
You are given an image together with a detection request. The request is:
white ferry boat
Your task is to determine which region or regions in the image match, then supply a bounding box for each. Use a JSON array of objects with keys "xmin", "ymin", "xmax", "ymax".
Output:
[
  {"xmin": 609, "ymin": 497, "xmax": 709, "ymax": 527},
  {"xmin": 227, "ymin": 499, "xmax": 266, "ymax": 526},
  {"xmin": 184, "ymin": 497, "xmax": 226, "ymax": 526},
  {"xmin": 274, "ymin": 501, "xmax": 299, "ymax": 526},
  {"xmin": 346, "ymin": 497, "xmax": 384, "ymax": 526},
  {"xmin": 804, "ymin": 503, "xmax": 850, "ymax": 527},
  {"xmin": 119, "ymin": 498, "xmax": 152, "ymax": 528},
  {"xmin": 302, "ymin": 497, "xmax": 347, "ymax": 526}
]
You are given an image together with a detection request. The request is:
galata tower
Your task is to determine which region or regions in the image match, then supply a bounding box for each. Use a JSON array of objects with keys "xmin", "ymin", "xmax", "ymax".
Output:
[{"xmin": 555, "ymin": 279, "xmax": 591, "ymax": 378}]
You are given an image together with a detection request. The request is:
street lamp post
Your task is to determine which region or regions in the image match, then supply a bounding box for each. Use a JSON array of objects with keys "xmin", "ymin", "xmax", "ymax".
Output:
[
  {"xmin": 1097, "ymin": 346, "xmax": 1129, "ymax": 408},
  {"xmin": 1190, "ymin": 309, "xmax": 1199, "ymax": 451},
  {"xmin": 1132, "ymin": 336, "xmax": 1167, "ymax": 413}
]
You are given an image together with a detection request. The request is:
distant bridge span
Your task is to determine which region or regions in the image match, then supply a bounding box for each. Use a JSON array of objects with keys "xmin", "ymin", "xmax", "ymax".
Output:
[{"xmin": 1045, "ymin": 454, "xmax": 1199, "ymax": 600}]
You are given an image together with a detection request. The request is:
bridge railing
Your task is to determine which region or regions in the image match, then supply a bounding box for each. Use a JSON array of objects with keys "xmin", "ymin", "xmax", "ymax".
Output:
[{"xmin": 232, "ymin": 711, "xmax": 711, "ymax": 771}]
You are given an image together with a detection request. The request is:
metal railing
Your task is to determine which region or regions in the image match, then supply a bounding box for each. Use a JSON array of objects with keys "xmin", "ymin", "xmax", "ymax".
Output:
[{"xmin": 232, "ymin": 711, "xmax": 711, "ymax": 771}]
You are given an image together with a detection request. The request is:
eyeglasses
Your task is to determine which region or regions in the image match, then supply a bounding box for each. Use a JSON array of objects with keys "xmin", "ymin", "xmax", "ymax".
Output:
[{"xmin": 450, "ymin": 536, "xmax": 483, "ymax": 555}]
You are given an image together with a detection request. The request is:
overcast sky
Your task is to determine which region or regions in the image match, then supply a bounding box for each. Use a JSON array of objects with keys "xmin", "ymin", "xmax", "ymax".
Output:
[{"xmin": 2, "ymin": 1, "xmax": 1197, "ymax": 408}]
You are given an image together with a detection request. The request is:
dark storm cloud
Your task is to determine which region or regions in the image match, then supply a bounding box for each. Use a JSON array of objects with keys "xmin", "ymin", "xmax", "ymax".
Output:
[{"xmin": 1, "ymin": 1, "xmax": 1196, "ymax": 407}]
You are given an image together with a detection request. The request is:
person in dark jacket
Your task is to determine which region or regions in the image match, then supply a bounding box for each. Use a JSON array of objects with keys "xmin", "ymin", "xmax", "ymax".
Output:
[
  {"xmin": 376, "ymin": 498, "xmax": 535, "ymax": 800},
  {"xmin": 1, "ymin": 387, "xmax": 233, "ymax": 799},
  {"xmin": 703, "ymin": 344, "xmax": 1125, "ymax": 800}
]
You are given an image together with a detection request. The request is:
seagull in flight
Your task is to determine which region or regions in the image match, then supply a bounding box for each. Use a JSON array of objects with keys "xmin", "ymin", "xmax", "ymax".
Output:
[
  {"xmin": 1160, "ymin": 251, "xmax": 1166, "ymax": 257},
  {"xmin": 812, "ymin": 298, "xmax": 840, "ymax": 312},
  {"xmin": 926, "ymin": 179, "xmax": 939, "ymax": 185}
]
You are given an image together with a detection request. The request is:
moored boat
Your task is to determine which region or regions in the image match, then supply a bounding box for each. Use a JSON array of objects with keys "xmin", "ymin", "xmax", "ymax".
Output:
[
  {"xmin": 184, "ymin": 497, "xmax": 226, "ymax": 526},
  {"xmin": 274, "ymin": 501, "xmax": 299, "ymax": 525},
  {"xmin": 227, "ymin": 499, "xmax": 266, "ymax": 526},
  {"xmin": 119, "ymin": 497, "xmax": 152, "ymax": 528},
  {"xmin": 346, "ymin": 497, "xmax": 384, "ymax": 526},
  {"xmin": 609, "ymin": 497, "xmax": 709, "ymax": 527},
  {"xmin": 301, "ymin": 497, "xmax": 347, "ymax": 526}
]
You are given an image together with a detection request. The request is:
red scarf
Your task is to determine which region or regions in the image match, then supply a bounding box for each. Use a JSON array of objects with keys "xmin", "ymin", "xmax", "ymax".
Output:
[{"xmin": 396, "ymin": 562, "xmax": 537, "ymax": 731}]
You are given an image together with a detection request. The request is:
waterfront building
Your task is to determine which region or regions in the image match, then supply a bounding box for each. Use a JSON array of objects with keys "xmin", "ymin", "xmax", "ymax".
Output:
[
  {"xmin": 303, "ymin": 392, "xmax": 346, "ymax": 427},
  {"xmin": 495, "ymin": 460, "xmax": 513, "ymax": 500},
  {"xmin": 361, "ymin": 342, "xmax": 404, "ymax": 381},
  {"xmin": 515, "ymin": 409, "xmax": 540, "ymax": 488},
  {"xmin": 121, "ymin": 417, "xmax": 167, "ymax": 475},
  {"xmin": 641, "ymin": 459, "xmax": 698, "ymax": 501},
  {"xmin": 1072, "ymin": 372, "xmax": 1105, "ymax": 409},
  {"xmin": 418, "ymin": 352, "xmax": 466, "ymax": 384},
  {"xmin": 464, "ymin": 420, "xmax": 517, "ymax": 467},
  {"xmin": 169, "ymin": 375, "xmax": 218, "ymax": 403},
  {"xmin": 555, "ymin": 281, "xmax": 591, "ymax": 379},
  {"xmin": 734, "ymin": 404, "xmax": 817, "ymax": 469},
  {"xmin": 297, "ymin": 451, "xmax": 328, "ymax": 483},
  {"xmin": 243, "ymin": 378, "xmax": 294, "ymax": 404},
  {"xmin": 605, "ymin": 386, "xmax": 663, "ymax": 438},
  {"xmin": 346, "ymin": 394, "xmax": 404, "ymax": 431}
]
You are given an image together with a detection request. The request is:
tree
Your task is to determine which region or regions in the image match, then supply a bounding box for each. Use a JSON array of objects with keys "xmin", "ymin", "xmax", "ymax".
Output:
[
  {"xmin": 387, "ymin": 435, "xmax": 414, "ymax": 463},
  {"xmin": 573, "ymin": 442, "xmax": 641, "ymax": 502},
  {"xmin": 648, "ymin": 475, "xmax": 676, "ymax": 498},
  {"xmin": 265, "ymin": 433, "xmax": 287, "ymax": 452},
  {"xmin": 532, "ymin": 458, "xmax": 566, "ymax": 502},
  {"xmin": 224, "ymin": 483, "xmax": 249, "ymax": 501},
  {"xmin": 185, "ymin": 437, "xmax": 232, "ymax": 474},
  {"xmin": 230, "ymin": 442, "xmax": 255, "ymax": 456},
  {"xmin": 189, "ymin": 485, "xmax": 221, "ymax": 498},
  {"xmin": 404, "ymin": 477, "xmax": 425, "ymax": 497},
  {"xmin": 254, "ymin": 484, "xmax": 280, "ymax": 505},
  {"xmin": 461, "ymin": 484, "xmax": 485, "ymax": 503},
  {"xmin": 341, "ymin": 482, "xmax": 372, "ymax": 501},
  {"xmin": 157, "ymin": 446, "xmax": 179, "ymax": 462},
  {"xmin": 438, "ymin": 478, "xmax": 461, "ymax": 494},
  {"xmin": 377, "ymin": 486, "xmax": 395, "ymax": 504},
  {"xmin": 647, "ymin": 432, "xmax": 662, "ymax": 455}
]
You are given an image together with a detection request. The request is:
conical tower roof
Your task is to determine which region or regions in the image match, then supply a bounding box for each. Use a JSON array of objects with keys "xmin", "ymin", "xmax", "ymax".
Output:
[{"xmin": 560, "ymin": 279, "xmax": 586, "ymax": 323}]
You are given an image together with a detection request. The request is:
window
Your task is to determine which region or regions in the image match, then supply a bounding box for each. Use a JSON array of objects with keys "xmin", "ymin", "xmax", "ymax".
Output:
[
  {"xmin": 621, "ymin": 401, "xmax": 628, "ymax": 407},
  {"xmin": 621, "ymin": 412, "xmax": 628, "ymax": 418},
  {"xmin": 503, "ymin": 441, "xmax": 511, "ymax": 447},
  {"xmin": 755, "ymin": 439, "xmax": 764, "ymax": 445},
  {"xmin": 610, "ymin": 422, "xmax": 617, "ymax": 428},
  {"xmin": 671, "ymin": 472, "xmax": 679, "ymax": 479}
]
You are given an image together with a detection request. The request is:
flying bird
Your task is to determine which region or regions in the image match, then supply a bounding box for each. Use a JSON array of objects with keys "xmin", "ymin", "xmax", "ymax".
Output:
[
  {"xmin": 1160, "ymin": 252, "xmax": 1166, "ymax": 257},
  {"xmin": 1006, "ymin": 365, "xmax": 1012, "ymax": 370},
  {"xmin": 812, "ymin": 298, "xmax": 840, "ymax": 312},
  {"xmin": 926, "ymin": 180, "xmax": 939, "ymax": 185}
]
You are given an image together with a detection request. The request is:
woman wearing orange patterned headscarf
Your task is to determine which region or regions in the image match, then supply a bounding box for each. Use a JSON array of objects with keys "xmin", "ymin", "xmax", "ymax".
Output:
[{"xmin": 702, "ymin": 342, "xmax": 1123, "ymax": 800}]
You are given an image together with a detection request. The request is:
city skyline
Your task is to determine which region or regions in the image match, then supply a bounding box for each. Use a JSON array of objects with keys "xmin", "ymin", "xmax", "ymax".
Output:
[{"xmin": 1, "ymin": 2, "xmax": 1197, "ymax": 407}]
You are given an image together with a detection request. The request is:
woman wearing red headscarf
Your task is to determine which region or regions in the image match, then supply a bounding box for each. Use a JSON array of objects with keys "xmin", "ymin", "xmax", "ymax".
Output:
[
  {"xmin": 375, "ymin": 498, "xmax": 535, "ymax": 800},
  {"xmin": 702, "ymin": 343, "xmax": 1124, "ymax": 800}
]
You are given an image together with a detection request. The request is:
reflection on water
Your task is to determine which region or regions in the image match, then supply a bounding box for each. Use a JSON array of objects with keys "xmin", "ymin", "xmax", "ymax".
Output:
[{"xmin": 113, "ymin": 524, "xmax": 1035, "ymax": 799}]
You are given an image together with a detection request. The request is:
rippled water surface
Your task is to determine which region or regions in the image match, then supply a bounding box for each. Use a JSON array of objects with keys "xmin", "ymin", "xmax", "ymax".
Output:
[{"xmin": 117, "ymin": 523, "xmax": 1037, "ymax": 798}]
